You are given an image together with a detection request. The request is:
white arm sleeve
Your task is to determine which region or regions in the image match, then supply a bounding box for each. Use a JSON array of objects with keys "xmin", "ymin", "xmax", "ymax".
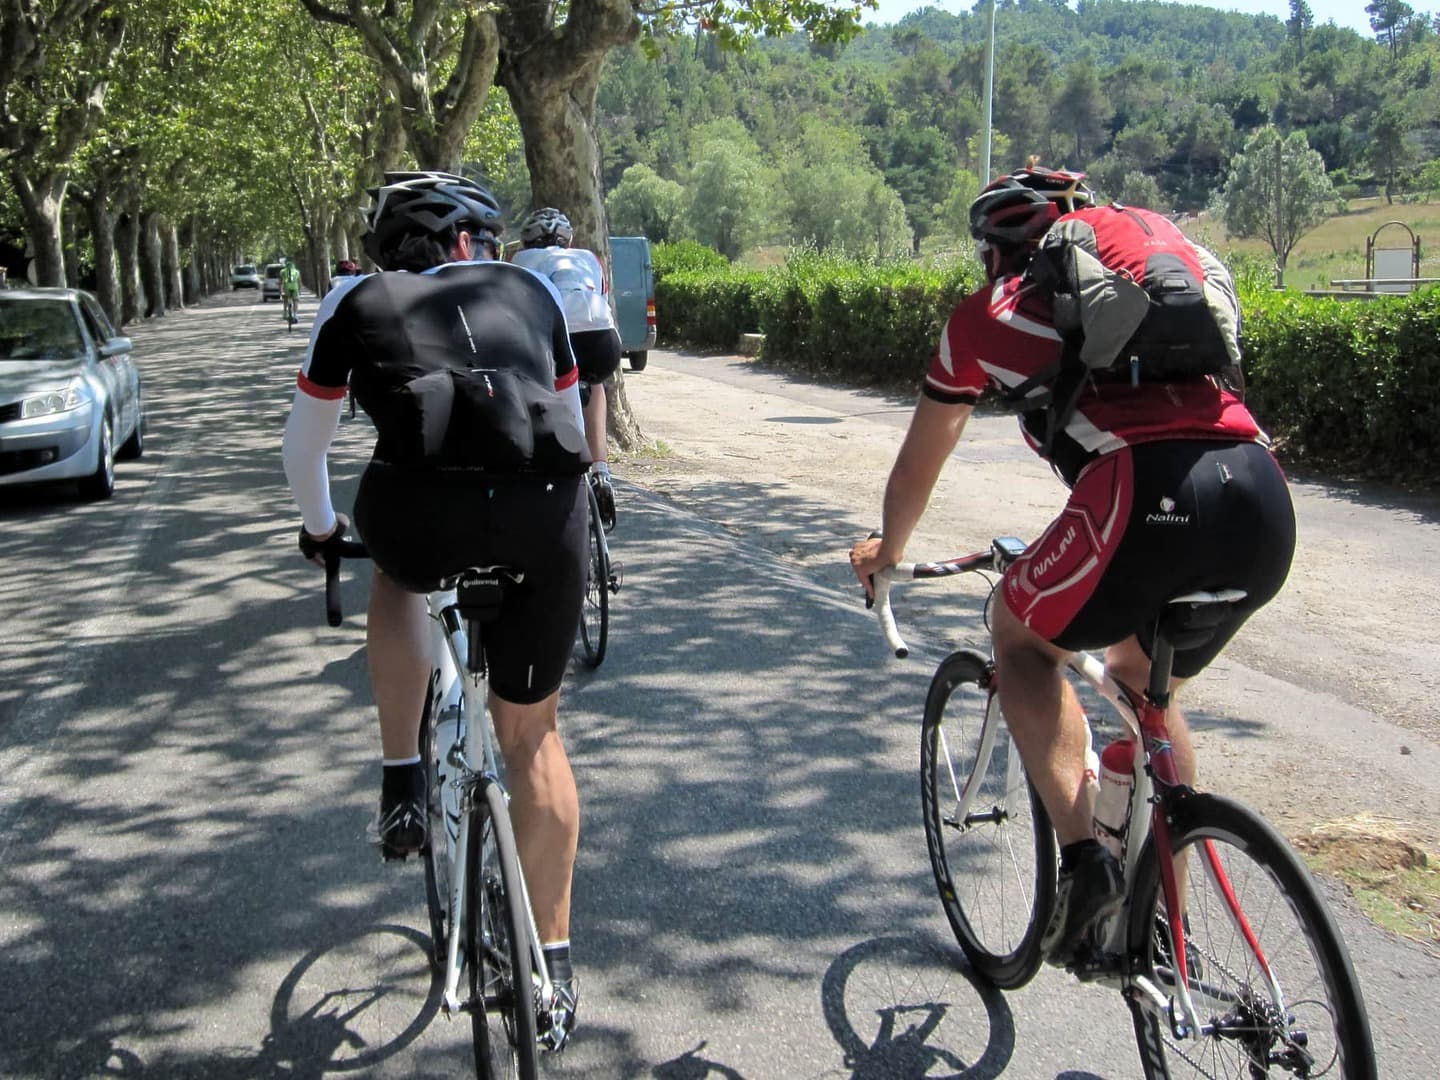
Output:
[{"xmin": 281, "ymin": 390, "xmax": 344, "ymax": 536}]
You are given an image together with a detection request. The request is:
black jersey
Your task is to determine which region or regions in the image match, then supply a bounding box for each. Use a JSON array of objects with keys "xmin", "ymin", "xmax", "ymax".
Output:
[{"xmin": 299, "ymin": 260, "xmax": 589, "ymax": 474}]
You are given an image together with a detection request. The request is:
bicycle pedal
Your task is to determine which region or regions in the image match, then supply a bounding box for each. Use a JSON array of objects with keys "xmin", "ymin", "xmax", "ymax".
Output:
[
  {"xmin": 1067, "ymin": 947, "xmax": 1122, "ymax": 982},
  {"xmin": 608, "ymin": 562, "xmax": 623, "ymax": 593}
]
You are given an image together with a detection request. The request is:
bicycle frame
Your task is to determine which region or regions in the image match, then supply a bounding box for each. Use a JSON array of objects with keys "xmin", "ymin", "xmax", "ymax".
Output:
[
  {"xmin": 874, "ymin": 548, "xmax": 1279, "ymax": 1045},
  {"xmin": 428, "ymin": 589, "xmax": 554, "ymax": 1020}
]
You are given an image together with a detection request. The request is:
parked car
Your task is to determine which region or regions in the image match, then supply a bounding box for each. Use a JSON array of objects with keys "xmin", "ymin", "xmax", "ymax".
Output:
[
  {"xmin": 231, "ymin": 264, "xmax": 261, "ymax": 290},
  {"xmin": 609, "ymin": 236, "xmax": 656, "ymax": 371},
  {"xmin": 262, "ymin": 262, "xmax": 284, "ymax": 302},
  {"xmin": 0, "ymin": 287, "xmax": 146, "ymax": 500}
]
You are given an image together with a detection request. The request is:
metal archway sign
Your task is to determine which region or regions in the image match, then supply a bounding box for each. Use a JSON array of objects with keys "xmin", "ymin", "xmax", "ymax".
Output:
[{"xmin": 1366, "ymin": 220, "xmax": 1421, "ymax": 293}]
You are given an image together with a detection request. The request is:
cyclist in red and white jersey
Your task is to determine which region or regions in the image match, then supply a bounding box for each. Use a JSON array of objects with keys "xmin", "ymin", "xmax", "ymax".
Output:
[{"xmin": 851, "ymin": 166, "xmax": 1296, "ymax": 968}]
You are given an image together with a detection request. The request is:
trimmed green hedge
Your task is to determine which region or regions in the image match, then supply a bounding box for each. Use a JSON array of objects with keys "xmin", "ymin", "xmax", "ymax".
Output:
[
  {"xmin": 652, "ymin": 242, "xmax": 1440, "ymax": 478},
  {"xmin": 1241, "ymin": 287, "xmax": 1440, "ymax": 476},
  {"xmin": 655, "ymin": 245, "xmax": 982, "ymax": 384}
]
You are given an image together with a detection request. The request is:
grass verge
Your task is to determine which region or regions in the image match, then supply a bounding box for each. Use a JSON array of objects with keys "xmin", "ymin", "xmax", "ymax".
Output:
[{"xmin": 1292, "ymin": 814, "xmax": 1439, "ymax": 955}]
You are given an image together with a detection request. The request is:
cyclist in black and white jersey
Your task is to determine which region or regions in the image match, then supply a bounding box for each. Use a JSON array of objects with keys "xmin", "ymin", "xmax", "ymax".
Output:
[
  {"xmin": 510, "ymin": 207, "xmax": 621, "ymax": 530},
  {"xmin": 282, "ymin": 171, "xmax": 586, "ymax": 1044}
]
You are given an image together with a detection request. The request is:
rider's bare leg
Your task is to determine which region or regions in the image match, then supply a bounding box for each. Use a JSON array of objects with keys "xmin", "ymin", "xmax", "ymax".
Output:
[
  {"xmin": 367, "ymin": 566, "xmax": 429, "ymax": 760},
  {"xmin": 491, "ymin": 689, "xmax": 578, "ymax": 944},
  {"xmin": 990, "ymin": 598, "xmax": 1093, "ymax": 845},
  {"xmin": 584, "ymin": 381, "xmax": 607, "ymax": 468}
]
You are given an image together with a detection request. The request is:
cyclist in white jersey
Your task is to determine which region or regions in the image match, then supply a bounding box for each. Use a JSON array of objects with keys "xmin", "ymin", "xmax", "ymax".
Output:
[{"xmin": 511, "ymin": 208, "xmax": 621, "ymax": 530}]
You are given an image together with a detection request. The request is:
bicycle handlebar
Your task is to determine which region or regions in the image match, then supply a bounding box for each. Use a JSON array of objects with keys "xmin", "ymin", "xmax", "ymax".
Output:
[
  {"xmin": 321, "ymin": 538, "xmax": 369, "ymax": 627},
  {"xmin": 298, "ymin": 525, "xmax": 369, "ymax": 627},
  {"xmin": 868, "ymin": 537, "xmax": 1028, "ymax": 659}
]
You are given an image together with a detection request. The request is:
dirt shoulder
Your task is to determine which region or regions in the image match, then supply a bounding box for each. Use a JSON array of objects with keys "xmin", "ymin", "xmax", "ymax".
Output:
[{"xmin": 616, "ymin": 349, "xmax": 1440, "ymax": 871}]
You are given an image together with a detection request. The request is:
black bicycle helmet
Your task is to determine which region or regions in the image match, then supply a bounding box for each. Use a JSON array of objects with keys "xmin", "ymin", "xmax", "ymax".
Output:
[
  {"xmin": 363, "ymin": 171, "xmax": 504, "ymax": 270},
  {"xmin": 968, "ymin": 166, "xmax": 1094, "ymax": 247},
  {"xmin": 520, "ymin": 207, "xmax": 573, "ymax": 249}
]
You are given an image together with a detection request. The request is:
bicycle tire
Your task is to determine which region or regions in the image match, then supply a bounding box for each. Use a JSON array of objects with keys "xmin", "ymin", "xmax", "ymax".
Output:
[
  {"xmin": 420, "ymin": 680, "xmax": 450, "ymax": 973},
  {"xmin": 468, "ymin": 776, "xmax": 539, "ymax": 1080},
  {"xmin": 1126, "ymin": 792, "xmax": 1376, "ymax": 1080},
  {"xmin": 578, "ymin": 483, "xmax": 609, "ymax": 668},
  {"xmin": 920, "ymin": 649, "xmax": 1055, "ymax": 989}
]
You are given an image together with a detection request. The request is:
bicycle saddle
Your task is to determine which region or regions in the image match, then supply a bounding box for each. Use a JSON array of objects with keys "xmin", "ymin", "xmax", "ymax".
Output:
[{"xmin": 1156, "ymin": 588, "xmax": 1247, "ymax": 650}]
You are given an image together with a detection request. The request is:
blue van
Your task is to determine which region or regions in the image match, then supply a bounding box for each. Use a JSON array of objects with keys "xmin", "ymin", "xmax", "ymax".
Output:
[{"xmin": 608, "ymin": 236, "xmax": 655, "ymax": 371}]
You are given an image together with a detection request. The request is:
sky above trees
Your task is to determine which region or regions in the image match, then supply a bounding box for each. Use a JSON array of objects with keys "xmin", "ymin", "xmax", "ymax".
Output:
[{"xmin": 865, "ymin": 0, "xmax": 1388, "ymax": 36}]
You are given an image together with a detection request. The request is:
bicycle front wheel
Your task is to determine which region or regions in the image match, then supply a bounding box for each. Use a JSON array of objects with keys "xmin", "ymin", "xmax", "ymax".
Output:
[
  {"xmin": 1127, "ymin": 792, "xmax": 1376, "ymax": 1080},
  {"xmin": 920, "ymin": 649, "xmax": 1055, "ymax": 989},
  {"xmin": 468, "ymin": 776, "xmax": 539, "ymax": 1080},
  {"xmin": 578, "ymin": 483, "xmax": 609, "ymax": 668},
  {"xmin": 420, "ymin": 687, "xmax": 451, "ymax": 973}
]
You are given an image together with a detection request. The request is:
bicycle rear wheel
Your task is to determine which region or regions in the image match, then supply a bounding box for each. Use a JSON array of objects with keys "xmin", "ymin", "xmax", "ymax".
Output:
[
  {"xmin": 468, "ymin": 776, "xmax": 539, "ymax": 1080},
  {"xmin": 1127, "ymin": 793, "xmax": 1376, "ymax": 1079},
  {"xmin": 920, "ymin": 650, "xmax": 1055, "ymax": 989},
  {"xmin": 578, "ymin": 483, "xmax": 609, "ymax": 668}
]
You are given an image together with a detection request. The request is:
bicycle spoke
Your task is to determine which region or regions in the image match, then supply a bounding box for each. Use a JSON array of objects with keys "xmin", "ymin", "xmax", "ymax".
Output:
[{"xmin": 1127, "ymin": 794, "xmax": 1375, "ymax": 1080}]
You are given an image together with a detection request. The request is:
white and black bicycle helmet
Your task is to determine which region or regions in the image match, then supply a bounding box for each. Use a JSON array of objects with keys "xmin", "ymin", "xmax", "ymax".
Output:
[
  {"xmin": 968, "ymin": 166, "xmax": 1094, "ymax": 248},
  {"xmin": 363, "ymin": 171, "xmax": 504, "ymax": 270},
  {"xmin": 519, "ymin": 207, "xmax": 573, "ymax": 249}
]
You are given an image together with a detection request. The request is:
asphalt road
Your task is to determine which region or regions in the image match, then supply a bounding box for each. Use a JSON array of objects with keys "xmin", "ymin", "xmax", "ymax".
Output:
[{"xmin": 0, "ymin": 293, "xmax": 1435, "ymax": 1078}]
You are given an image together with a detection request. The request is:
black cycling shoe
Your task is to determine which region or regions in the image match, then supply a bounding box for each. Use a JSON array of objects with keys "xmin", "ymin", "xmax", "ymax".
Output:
[
  {"xmin": 538, "ymin": 976, "xmax": 578, "ymax": 1053},
  {"xmin": 374, "ymin": 761, "xmax": 428, "ymax": 860},
  {"xmin": 1041, "ymin": 842, "xmax": 1124, "ymax": 966},
  {"xmin": 590, "ymin": 472, "xmax": 616, "ymax": 532},
  {"xmin": 374, "ymin": 794, "xmax": 427, "ymax": 860}
]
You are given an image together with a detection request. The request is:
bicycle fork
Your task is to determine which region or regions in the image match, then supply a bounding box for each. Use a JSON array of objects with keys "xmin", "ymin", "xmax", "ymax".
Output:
[{"xmin": 1127, "ymin": 701, "xmax": 1289, "ymax": 1044}]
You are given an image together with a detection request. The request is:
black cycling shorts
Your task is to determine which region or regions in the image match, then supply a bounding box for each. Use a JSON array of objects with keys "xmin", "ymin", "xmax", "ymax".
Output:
[
  {"xmin": 570, "ymin": 327, "xmax": 621, "ymax": 385},
  {"xmin": 1002, "ymin": 439, "xmax": 1295, "ymax": 679},
  {"xmin": 354, "ymin": 462, "xmax": 587, "ymax": 704}
]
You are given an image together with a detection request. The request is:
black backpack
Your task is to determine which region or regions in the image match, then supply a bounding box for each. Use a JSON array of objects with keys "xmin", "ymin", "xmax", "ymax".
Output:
[{"xmin": 1003, "ymin": 204, "xmax": 1243, "ymax": 456}]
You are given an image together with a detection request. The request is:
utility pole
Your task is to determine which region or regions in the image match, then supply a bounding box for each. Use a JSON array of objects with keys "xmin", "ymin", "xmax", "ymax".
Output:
[{"xmin": 981, "ymin": 0, "xmax": 996, "ymax": 184}]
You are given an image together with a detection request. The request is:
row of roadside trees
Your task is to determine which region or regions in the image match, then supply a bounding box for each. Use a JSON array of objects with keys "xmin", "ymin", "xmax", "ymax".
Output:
[{"xmin": 0, "ymin": 0, "xmax": 868, "ymax": 326}]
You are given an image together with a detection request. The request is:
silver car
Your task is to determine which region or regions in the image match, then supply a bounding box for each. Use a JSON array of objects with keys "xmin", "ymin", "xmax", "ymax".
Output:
[{"xmin": 0, "ymin": 288, "xmax": 146, "ymax": 499}]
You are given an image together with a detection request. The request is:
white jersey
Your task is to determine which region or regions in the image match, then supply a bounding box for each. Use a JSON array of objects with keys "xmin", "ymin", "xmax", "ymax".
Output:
[{"xmin": 511, "ymin": 245, "xmax": 615, "ymax": 334}]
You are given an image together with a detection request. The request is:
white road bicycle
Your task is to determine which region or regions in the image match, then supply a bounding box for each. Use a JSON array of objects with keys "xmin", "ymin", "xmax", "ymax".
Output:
[
  {"xmin": 870, "ymin": 537, "xmax": 1377, "ymax": 1079},
  {"xmin": 320, "ymin": 539, "xmax": 555, "ymax": 1080}
]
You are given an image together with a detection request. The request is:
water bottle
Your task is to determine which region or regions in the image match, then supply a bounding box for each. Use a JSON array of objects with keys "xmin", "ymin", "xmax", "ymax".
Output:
[
  {"xmin": 1092, "ymin": 738, "xmax": 1136, "ymax": 862},
  {"xmin": 433, "ymin": 705, "xmax": 463, "ymax": 849}
]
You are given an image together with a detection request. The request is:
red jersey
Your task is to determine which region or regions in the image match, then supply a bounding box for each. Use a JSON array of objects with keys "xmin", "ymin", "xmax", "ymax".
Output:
[{"xmin": 925, "ymin": 275, "xmax": 1265, "ymax": 485}]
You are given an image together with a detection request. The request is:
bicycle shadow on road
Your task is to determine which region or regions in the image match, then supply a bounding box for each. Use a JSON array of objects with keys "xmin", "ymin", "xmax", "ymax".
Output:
[
  {"xmin": 819, "ymin": 934, "xmax": 1017, "ymax": 1080},
  {"xmin": 34, "ymin": 923, "xmax": 442, "ymax": 1079}
]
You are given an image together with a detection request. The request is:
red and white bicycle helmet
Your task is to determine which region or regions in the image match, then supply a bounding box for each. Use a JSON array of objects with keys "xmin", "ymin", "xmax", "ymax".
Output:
[{"xmin": 968, "ymin": 166, "xmax": 1094, "ymax": 247}]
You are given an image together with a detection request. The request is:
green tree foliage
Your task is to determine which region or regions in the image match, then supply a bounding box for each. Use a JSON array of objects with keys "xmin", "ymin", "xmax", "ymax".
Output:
[
  {"xmin": 685, "ymin": 120, "xmax": 775, "ymax": 259},
  {"xmin": 606, "ymin": 163, "xmax": 688, "ymax": 241},
  {"xmin": 782, "ymin": 121, "xmax": 910, "ymax": 258},
  {"xmin": 1368, "ymin": 102, "xmax": 1413, "ymax": 201},
  {"xmin": 936, "ymin": 169, "xmax": 982, "ymax": 243},
  {"xmin": 1367, "ymin": 0, "xmax": 1416, "ymax": 59},
  {"xmin": 1216, "ymin": 125, "xmax": 1343, "ymax": 285}
]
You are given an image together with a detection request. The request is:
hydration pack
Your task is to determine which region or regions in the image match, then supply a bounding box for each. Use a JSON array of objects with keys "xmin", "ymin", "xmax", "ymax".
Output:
[{"xmin": 1004, "ymin": 204, "xmax": 1243, "ymax": 455}]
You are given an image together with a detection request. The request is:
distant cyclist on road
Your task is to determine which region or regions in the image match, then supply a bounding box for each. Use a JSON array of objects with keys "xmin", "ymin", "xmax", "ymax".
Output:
[
  {"xmin": 280, "ymin": 257, "xmax": 301, "ymax": 312},
  {"xmin": 849, "ymin": 166, "xmax": 1296, "ymax": 969},
  {"xmin": 510, "ymin": 207, "xmax": 621, "ymax": 531},
  {"xmin": 281, "ymin": 171, "xmax": 588, "ymax": 1048}
]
